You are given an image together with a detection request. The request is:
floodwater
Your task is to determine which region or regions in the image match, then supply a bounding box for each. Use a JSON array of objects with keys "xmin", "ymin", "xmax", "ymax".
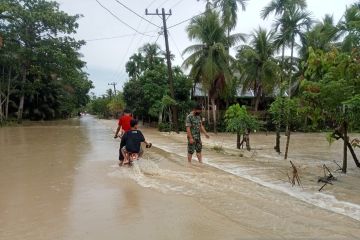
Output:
[{"xmin": 1, "ymin": 115, "xmax": 360, "ymax": 240}]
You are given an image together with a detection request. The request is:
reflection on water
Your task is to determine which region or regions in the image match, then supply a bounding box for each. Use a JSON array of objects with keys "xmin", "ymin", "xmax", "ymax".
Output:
[
  {"xmin": 1, "ymin": 116, "xmax": 360, "ymax": 240},
  {"xmin": 0, "ymin": 118, "xmax": 87, "ymax": 239}
]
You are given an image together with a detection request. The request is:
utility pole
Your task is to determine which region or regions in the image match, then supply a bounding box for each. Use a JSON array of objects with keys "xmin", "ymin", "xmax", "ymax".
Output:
[
  {"xmin": 108, "ymin": 82, "xmax": 117, "ymax": 95},
  {"xmin": 146, "ymin": 8, "xmax": 179, "ymax": 133}
]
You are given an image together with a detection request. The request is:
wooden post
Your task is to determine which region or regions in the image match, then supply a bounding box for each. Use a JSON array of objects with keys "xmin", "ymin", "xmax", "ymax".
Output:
[
  {"xmin": 342, "ymin": 121, "xmax": 348, "ymax": 174},
  {"xmin": 237, "ymin": 132, "xmax": 240, "ymax": 149}
]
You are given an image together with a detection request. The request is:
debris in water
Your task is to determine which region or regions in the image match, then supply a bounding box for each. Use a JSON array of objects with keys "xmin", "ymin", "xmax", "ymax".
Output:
[
  {"xmin": 318, "ymin": 164, "xmax": 337, "ymax": 192},
  {"xmin": 287, "ymin": 161, "xmax": 302, "ymax": 188}
]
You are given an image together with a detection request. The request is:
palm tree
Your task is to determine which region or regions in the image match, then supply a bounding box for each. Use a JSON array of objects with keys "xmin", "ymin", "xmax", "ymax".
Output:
[
  {"xmin": 183, "ymin": 10, "xmax": 242, "ymax": 132},
  {"xmin": 125, "ymin": 53, "xmax": 144, "ymax": 79},
  {"xmin": 261, "ymin": 0, "xmax": 307, "ymax": 19},
  {"xmin": 273, "ymin": 6, "xmax": 312, "ymax": 158},
  {"xmin": 237, "ymin": 27, "xmax": 279, "ymax": 111},
  {"xmin": 262, "ymin": 0, "xmax": 310, "ymax": 154},
  {"xmin": 140, "ymin": 43, "xmax": 164, "ymax": 69},
  {"xmin": 213, "ymin": 0, "xmax": 248, "ymax": 41},
  {"xmin": 262, "ymin": 0, "xmax": 309, "ymax": 95},
  {"xmin": 338, "ymin": 3, "xmax": 360, "ymax": 52},
  {"xmin": 300, "ymin": 14, "xmax": 340, "ymax": 62},
  {"xmin": 274, "ymin": 6, "xmax": 312, "ymax": 97}
]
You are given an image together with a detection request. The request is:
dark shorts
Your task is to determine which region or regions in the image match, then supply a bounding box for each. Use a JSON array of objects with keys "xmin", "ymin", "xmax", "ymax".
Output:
[
  {"xmin": 119, "ymin": 138, "xmax": 126, "ymax": 161},
  {"xmin": 188, "ymin": 139, "xmax": 202, "ymax": 154}
]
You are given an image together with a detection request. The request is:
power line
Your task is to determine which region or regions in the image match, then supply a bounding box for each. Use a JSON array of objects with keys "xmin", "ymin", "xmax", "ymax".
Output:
[
  {"xmin": 85, "ymin": 33, "xmax": 136, "ymax": 42},
  {"xmin": 111, "ymin": 17, "xmax": 157, "ymax": 85},
  {"xmin": 157, "ymin": 0, "xmax": 172, "ymax": 7},
  {"xmin": 95, "ymin": 0, "xmax": 155, "ymax": 37},
  {"xmin": 148, "ymin": 0, "xmax": 159, "ymax": 8},
  {"xmin": 112, "ymin": 0, "xmax": 161, "ymax": 82},
  {"xmin": 85, "ymin": 29, "xmax": 159, "ymax": 42},
  {"xmin": 154, "ymin": 32, "xmax": 162, "ymax": 44},
  {"xmin": 167, "ymin": 5, "xmax": 220, "ymax": 29},
  {"xmin": 113, "ymin": 0, "xmax": 161, "ymax": 28},
  {"xmin": 167, "ymin": 12, "xmax": 204, "ymax": 29},
  {"xmin": 170, "ymin": 0, "xmax": 185, "ymax": 9},
  {"xmin": 168, "ymin": 31, "xmax": 184, "ymax": 60}
]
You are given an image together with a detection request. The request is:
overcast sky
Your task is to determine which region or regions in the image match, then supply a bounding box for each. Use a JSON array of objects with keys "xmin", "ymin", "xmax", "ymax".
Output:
[{"xmin": 57, "ymin": 0, "xmax": 357, "ymax": 95}]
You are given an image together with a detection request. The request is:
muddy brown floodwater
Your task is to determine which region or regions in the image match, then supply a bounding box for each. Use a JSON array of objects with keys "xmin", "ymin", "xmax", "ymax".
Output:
[{"xmin": 1, "ymin": 115, "xmax": 359, "ymax": 240}]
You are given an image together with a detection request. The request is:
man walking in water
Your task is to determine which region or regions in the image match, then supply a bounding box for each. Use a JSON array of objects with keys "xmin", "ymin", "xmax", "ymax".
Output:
[{"xmin": 186, "ymin": 104, "xmax": 209, "ymax": 163}]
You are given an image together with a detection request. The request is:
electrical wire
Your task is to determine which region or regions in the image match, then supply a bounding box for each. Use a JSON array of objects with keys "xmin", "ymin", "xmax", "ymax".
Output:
[
  {"xmin": 85, "ymin": 33, "xmax": 136, "ymax": 42},
  {"xmin": 167, "ymin": 12, "xmax": 204, "ymax": 29},
  {"xmin": 157, "ymin": 0, "xmax": 172, "ymax": 8},
  {"xmin": 110, "ymin": 16, "xmax": 157, "ymax": 84},
  {"xmin": 113, "ymin": 0, "xmax": 161, "ymax": 28},
  {"xmin": 168, "ymin": 31, "xmax": 184, "ymax": 60},
  {"xmin": 167, "ymin": 5, "xmax": 220, "ymax": 29},
  {"xmin": 170, "ymin": 0, "xmax": 185, "ymax": 9},
  {"xmin": 154, "ymin": 32, "xmax": 162, "ymax": 44},
  {"xmin": 95, "ymin": 0, "xmax": 155, "ymax": 37}
]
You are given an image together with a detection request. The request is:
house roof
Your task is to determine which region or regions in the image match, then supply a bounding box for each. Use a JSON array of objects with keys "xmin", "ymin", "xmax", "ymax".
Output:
[
  {"xmin": 193, "ymin": 83, "xmax": 288, "ymax": 98},
  {"xmin": 193, "ymin": 83, "xmax": 254, "ymax": 98}
]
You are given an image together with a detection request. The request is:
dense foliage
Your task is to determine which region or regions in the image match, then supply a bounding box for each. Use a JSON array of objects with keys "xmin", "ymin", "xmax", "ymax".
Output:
[
  {"xmin": 87, "ymin": 91, "xmax": 124, "ymax": 119},
  {"xmin": 0, "ymin": 0, "xmax": 93, "ymax": 123},
  {"xmin": 123, "ymin": 43, "xmax": 193, "ymax": 127}
]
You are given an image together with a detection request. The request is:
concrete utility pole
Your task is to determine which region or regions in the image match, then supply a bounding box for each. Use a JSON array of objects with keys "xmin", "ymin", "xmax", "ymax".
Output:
[
  {"xmin": 145, "ymin": 8, "xmax": 179, "ymax": 133},
  {"xmin": 108, "ymin": 82, "xmax": 117, "ymax": 95}
]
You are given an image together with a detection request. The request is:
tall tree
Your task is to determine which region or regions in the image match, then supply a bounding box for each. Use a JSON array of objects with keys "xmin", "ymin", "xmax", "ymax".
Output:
[
  {"xmin": 123, "ymin": 44, "xmax": 191, "ymax": 124},
  {"xmin": 237, "ymin": 27, "xmax": 279, "ymax": 111},
  {"xmin": 183, "ymin": 9, "xmax": 242, "ymax": 132},
  {"xmin": 273, "ymin": 5, "xmax": 312, "ymax": 97},
  {"xmin": 262, "ymin": 0, "xmax": 308, "ymax": 153},
  {"xmin": 338, "ymin": 2, "xmax": 360, "ymax": 52},
  {"xmin": 213, "ymin": 0, "xmax": 247, "ymax": 48},
  {"xmin": 0, "ymin": 0, "xmax": 92, "ymax": 121},
  {"xmin": 300, "ymin": 14, "xmax": 340, "ymax": 60},
  {"xmin": 261, "ymin": 0, "xmax": 307, "ymax": 19}
]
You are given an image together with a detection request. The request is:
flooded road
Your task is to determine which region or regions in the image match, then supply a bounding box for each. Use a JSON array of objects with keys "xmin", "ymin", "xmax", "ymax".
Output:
[{"xmin": 1, "ymin": 115, "xmax": 359, "ymax": 239}]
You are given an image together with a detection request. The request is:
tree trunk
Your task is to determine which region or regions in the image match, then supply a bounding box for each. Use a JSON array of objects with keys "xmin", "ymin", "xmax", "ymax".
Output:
[
  {"xmin": 246, "ymin": 134, "xmax": 251, "ymax": 151},
  {"xmin": 289, "ymin": 39, "xmax": 295, "ymax": 98},
  {"xmin": 216, "ymin": 98, "xmax": 220, "ymax": 122},
  {"xmin": 207, "ymin": 94, "xmax": 210, "ymax": 125},
  {"xmin": 333, "ymin": 128, "xmax": 360, "ymax": 168},
  {"xmin": 283, "ymin": 39, "xmax": 295, "ymax": 158},
  {"xmin": 254, "ymin": 94, "xmax": 261, "ymax": 112},
  {"xmin": 237, "ymin": 132, "xmax": 241, "ymax": 149},
  {"xmin": 211, "ymin": 97, "xmax": 217, "ymax": 133},
  {"xmin": 253, "ymin": 70, "xmax": 260, "ymax": 111},
  {"xmin": 275, "ymin": 44, "xmax": 286, "ymax": 153},
  {"xmin": 347, "ymin": 140, "xmax": 360, "ymax": 168},
  {"xmin": 18, "ymin": 67, "xmax": 27, "ymax": 123},
  {"xmin": 284, "ymin": 129, "xmax": 291, "ymax": 159},
  {"xmin": 342, "ymin": 121, "xmax": 348, "ymax": 173},
  {"xmin": 5, "ymin": 67, "xmax": 12, "ymax": 120},
  {"xmin": 158, "ymin": 109, "xmax": 163, "ymax": 125},
  {"xmin": 275, "ymin": 126, "xmax": 281, "ymax": 153},
  {"xmin": 0, "ymin": 66, "xmax": 3, "ymax": 123}
]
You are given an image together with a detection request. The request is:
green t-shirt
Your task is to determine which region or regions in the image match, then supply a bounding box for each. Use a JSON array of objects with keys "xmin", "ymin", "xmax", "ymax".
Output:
[{"xmin": 185, "ymin": 112, "xmax": 202, "ymax": 140}]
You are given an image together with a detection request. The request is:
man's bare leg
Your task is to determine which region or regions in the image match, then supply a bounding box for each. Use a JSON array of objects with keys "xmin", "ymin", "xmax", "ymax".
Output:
[
  {"xmin": 121, "ymin": 149, "xmax": 129, "ymax": 165},
  {"xmin": 196, "ymin": 152, "xmax": 202, "ymax": 163},
  {"xmin": 188, "ymin": 154, "xmax": 193, "ymax": 163}
]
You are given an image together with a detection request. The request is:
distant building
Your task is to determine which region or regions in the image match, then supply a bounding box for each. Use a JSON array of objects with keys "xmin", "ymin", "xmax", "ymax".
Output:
[{"xmin": 191, "ymin": 83, "xmax": 287, "ymax": 111}]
